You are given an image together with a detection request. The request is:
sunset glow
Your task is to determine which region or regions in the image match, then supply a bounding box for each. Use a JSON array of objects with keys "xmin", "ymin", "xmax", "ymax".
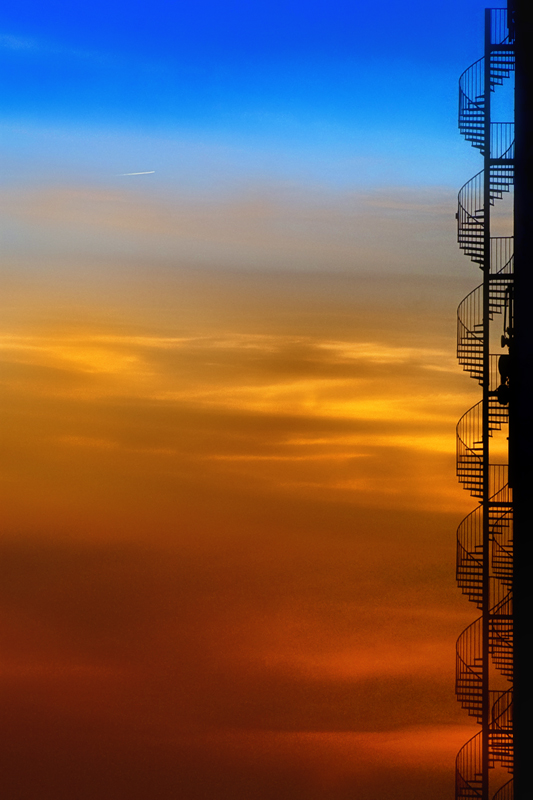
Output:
[{"xmin": 0, "ymin": 1, "xmax": 495, "ymax": 797}]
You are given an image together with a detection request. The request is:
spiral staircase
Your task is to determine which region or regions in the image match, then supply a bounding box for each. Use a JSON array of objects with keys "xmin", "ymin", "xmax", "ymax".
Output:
[{"xmin": 455, "ymin": 9, "xmax": 514, "ymax": 800}]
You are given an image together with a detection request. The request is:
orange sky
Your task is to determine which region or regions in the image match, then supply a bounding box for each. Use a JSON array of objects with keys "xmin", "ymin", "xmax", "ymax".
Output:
[{"xmin": 0, "ymin": 178, "xmax": 481, "ymax": 798}]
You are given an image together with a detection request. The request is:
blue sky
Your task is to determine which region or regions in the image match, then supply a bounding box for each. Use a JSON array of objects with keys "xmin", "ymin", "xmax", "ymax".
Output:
[
  {"xmin": 1, "ymin": 0, "xmax": 504, "ymax": 191},
  {"xmin": 1, "ymin": 0, "xmax": 509, "ymax": 283}
]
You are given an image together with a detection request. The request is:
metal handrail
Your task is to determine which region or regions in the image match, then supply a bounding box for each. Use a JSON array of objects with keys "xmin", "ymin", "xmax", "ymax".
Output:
[
  {"xmin": 488, "ymin": 8, "xmax": 513, "ymax": 47},
  {"xmin": 492, "ymin": 779, "xmax": 514, "ymax": 800},
  {"xmin": 456, "ymin": 12, "xmax": 514, "ymax": 797},
  {"xmin": 456, "ymin": 731, "xmax": 483, "ymax": 798}
]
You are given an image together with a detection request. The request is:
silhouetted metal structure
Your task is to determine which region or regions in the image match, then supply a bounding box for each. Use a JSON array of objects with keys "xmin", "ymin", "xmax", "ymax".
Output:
[{"xmin": 455, "ymin": 6, "xmax": 515, "ymax": 800}]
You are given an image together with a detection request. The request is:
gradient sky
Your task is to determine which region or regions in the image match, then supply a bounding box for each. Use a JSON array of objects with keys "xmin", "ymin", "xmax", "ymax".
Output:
[{"xmin": 0, "ymin": 2, "xmax": 503, "ymax": 798}]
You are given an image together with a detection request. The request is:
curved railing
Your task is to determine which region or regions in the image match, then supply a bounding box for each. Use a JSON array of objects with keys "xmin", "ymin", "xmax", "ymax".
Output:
[
  {"xmin": 490, "ymin": 240, "xmax": 513, "ymax": 276},
  {"xmin": 491, "ymin": 690, "xmax": 513, "ymax": 771},
  {"xmin": 456, "ymin": 731, "xmax": 483, "ymax": 799},
  {"xmin": 491, "ymin": 513, "xmax": 513, "ymax": 586},
  {"xmin": 456, "ymin": 616, "xmax": 483, "ymax": 721},
  {"xmin": 459, "ymin": 39, "xmax": 515, "ymax": 157},
  {"xmin": 457, "ymin": 166, "xmax": 514, "ymax": 270},
  {"xmin": 457, "ymin": 248, "xmax": 514, "ymax": 384},
  {"xmin": 493, "ymin": 779, "xmax": 513, "ymax": 800},
  {"xmin": 457, "ymin": 170, "xmax": 485, "ymax": 267},
  {"xmin": 455, "ymin": 589, "xmax": 513, "ymax": 720},
  {"xmin": 456, "ymin": 11, "xmax": 515, "ymax": 798},
  {"xmin": 455, "ymin": 404, "xmax": 509, "ymax": 498},
  {"xmin": 457, "ymin": 485, "xmax": 513, "ymax": 610},
  {"xmin": 459, "ymin": 56, "xmax": 485, "ymax": 152},
  {"xmin": 457, "ymin": 505, "xmax": 483, "ymax": 607},
  {"xmin": 457, "ymin": 282, "xmax": 484, "ymax": 382},
  {"xmin": 489, "ymin": 588, "xmax": 513, "ymax": 681},
  {"xmin": 456, "ymin": 401, "xmax": 483, "ymax": 499},
  {"xmin": 491, "ymin": 125, "xmax": 515, "ymax": 160}
]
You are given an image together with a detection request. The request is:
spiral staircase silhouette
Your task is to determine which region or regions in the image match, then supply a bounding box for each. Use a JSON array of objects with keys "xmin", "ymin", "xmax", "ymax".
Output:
[{"xmin": 455, "ymin": 10, "xmax": 514, "ymax": 799}]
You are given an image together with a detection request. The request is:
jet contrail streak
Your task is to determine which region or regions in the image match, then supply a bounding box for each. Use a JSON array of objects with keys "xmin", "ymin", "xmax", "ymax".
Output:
[{"xmin": 118, "ymin": 171, "xmax": 155, "ymax": 176}]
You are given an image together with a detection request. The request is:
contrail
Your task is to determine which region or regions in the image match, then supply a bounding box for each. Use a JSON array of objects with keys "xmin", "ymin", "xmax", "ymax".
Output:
[{"xmin": 118, "ymin": 171, "xmax": 155, "ymax": 176}]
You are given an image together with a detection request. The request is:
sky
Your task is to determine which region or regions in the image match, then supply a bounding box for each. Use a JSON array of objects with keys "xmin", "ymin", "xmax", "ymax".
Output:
[{"xmin": 0, "ymin": 1, "xmax": 505, "ymax": 798}]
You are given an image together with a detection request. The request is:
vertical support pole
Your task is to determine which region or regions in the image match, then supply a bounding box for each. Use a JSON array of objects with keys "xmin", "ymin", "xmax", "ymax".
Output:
[
  {"xmin": 482, "ymin": 10, "xmax": 491, "ymax": 800},
  {"xmin": 510, "ymin": 0, "xmax": 532, "ymax": 794}
]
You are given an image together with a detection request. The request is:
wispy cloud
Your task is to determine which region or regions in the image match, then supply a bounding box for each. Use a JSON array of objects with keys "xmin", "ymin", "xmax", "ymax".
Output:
[
  {"xmin": 0, "ymin": 33, "xmax": 36, "ymax": 51},
  {"xmin": 0, "ymin": 29, "xmax": 128, "ymax": 67},
  {"xmin": 0, "ymin": 182, "xmax": 462, "ymax": 273}
]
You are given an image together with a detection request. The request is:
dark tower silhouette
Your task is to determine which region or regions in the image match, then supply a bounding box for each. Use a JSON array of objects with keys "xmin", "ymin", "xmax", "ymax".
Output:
[{"xmin": 455, "ymin": 6, "xmax": 515, "ymax": 800}]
